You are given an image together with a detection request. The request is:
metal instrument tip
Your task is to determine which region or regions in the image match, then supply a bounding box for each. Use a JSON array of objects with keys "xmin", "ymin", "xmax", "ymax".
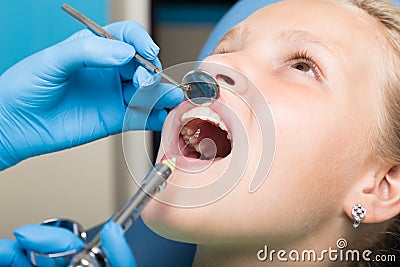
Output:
[{"xmin": 161, "ymin": 157, "xmax": 176, "ymax": 171}]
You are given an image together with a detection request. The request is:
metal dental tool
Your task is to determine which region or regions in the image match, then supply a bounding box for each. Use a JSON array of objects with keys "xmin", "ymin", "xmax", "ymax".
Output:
[
  {"xmin": 68, "ymin": 158, "xmax": 176, "ymax": 267},
  {"xmin": 28, "ymin": 219, "xmax": 87, "ymax": 267},
  {"xmin": 28, "ymin": 157, "xmax": 176, "ymax": 267},
  {"xmin": 61, "ymin": 4, "xmax": 220, "ymax": 106}
]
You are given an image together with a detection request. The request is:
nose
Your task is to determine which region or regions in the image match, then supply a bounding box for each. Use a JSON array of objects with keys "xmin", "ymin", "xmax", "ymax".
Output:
[
  {"xmin": 215, "ymin": 73, "xmax": 235, "ymax": 86},
  {"xmin": 200, "ymin": 55, "xmax": 250, "ymax": 95}
]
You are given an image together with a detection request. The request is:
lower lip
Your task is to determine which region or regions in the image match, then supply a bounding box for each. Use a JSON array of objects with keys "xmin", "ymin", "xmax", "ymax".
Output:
[{"xmin": 162, "ymin": 152, "xmax": 224, "ymax": 171}]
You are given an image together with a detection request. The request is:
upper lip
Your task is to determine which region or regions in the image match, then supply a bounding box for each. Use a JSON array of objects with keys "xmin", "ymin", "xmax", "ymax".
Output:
[{"xmin": 178, "ymin": 95, "xmax": 230, "ymax": 130}]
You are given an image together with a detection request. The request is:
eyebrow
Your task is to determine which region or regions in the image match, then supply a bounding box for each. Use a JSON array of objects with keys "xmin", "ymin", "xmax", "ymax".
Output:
[
  {"xmin": 277, "ymin": 30, "xmax": 333, "ymax": 51},
  {"xmin": 217, "ymin": 23, "xmax": 249, "ymax": 46}
]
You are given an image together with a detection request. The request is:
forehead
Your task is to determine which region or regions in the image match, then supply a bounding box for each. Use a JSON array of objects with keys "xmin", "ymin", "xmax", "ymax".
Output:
[
  {"xmin": 241, "ymin": 0, "xmax": 386, "ymax": 58},
  {"xmin": 228, "ymin": 0, "xmax": 388, "ymax": 87}
]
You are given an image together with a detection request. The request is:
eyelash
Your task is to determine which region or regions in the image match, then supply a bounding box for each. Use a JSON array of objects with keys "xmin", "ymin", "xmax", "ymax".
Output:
[
  {"xmin": 286, "ymin": 50, "xmax": 324, "ymax": 81},
  {"xmin": 213, "ymin": 46, "xmax": 230, "ymax": 55}
]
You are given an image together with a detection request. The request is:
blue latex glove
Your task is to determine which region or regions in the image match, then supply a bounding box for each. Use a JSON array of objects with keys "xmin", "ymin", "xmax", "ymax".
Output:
[
  {"xmin": 0, "ymin": 221, "xmax": 135, "ymax": 267},
  {"xmin": 0, "ymin": 20, "xmax": 184, "ymax": 170}
]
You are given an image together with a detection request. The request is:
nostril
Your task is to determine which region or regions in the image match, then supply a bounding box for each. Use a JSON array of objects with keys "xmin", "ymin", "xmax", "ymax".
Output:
[{"xmin": 216, "ymin": 74, "xmax": 235, "ymax": 86}]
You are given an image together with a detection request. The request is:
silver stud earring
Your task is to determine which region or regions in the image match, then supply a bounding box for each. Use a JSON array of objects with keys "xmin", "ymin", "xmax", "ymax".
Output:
[{"xmin": 352, "ymin": 203, "xmax": 366, "ymax": 229}]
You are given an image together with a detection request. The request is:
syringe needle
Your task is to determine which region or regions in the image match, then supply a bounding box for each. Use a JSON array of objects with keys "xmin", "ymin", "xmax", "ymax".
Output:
[{"xmin": 61, "ymin": 4, "xmax": 186, "ymax": 89}]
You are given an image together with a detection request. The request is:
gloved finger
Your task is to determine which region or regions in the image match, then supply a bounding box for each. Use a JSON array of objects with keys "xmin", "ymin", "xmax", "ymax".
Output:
[
  {"xmin": 120, "ymin": 56, "xmax": 162, "ymax": 82},
  {"xmin": 64, "ymin": 21, "xmax": 159, "ymax": 62},
  {"xmin": 132, "ymin": 65, "xmax": 154, "ymax": 92},
  {"xmin": 62, "ymin": 28, "xmax": 93, "ymax": 42},
  {"xmin": 101, "ymin": 221, "xmax": 136, "ymax": 267},
  {"xmin": 124, "ymin": 81, "xmax": 184, "ymax": 109},
  {"xmin": 124, "ymin": 108, "xmax": 168, "ymax": 131},
  {"xmin": 131, "ymin": 58, "xmax": 162, "ymax": 87},
  {"xmin": 0, "ymin": 239, "xmax": 33, "ymax": 267},
  {"xmin": 39, "ymin": 36, "xmax": 135, "ymax": 78},
  {"xmin": 151, "ymin": 57, "xmax": 162, "ymax": 71},
  {"xmin": 14, "ymin": 225, "xmax": 84, "ymax": 254},
  {"xmin": 104, "ymin": 21, "xmax": 159, "ymax": 61}
]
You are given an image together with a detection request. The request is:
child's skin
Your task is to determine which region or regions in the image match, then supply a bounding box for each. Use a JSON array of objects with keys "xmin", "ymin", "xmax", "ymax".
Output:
[{"xmin": 143, "ymin": 0, "xmax": 400, "ymax": 266}]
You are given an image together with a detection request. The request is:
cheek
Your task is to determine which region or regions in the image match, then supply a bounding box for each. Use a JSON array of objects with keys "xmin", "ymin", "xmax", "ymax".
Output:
[
  {"xmin": 269, "ymin": 89, "xmax": 352, "ymax": 183},
  {"xmin": 226, "ymin": 88, "xmax": 364, "ymax": 239},
  {"xmin": 262, "ymin": 80, "xmax": 376, "ymax": 214}
]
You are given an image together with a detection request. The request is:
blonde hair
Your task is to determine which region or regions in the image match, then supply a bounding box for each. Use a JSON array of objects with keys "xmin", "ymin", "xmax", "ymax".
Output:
[
  {"xmin": 338, "ymin": 0, "xmax": 400, "ymax": 266},
  {"xmin": 341, "ymin": 0, "xmax": 400, "ymax": 162}
]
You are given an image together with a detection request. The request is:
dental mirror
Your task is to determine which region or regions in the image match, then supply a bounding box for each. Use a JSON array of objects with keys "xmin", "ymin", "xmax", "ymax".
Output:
[{"xmin": 182, "ymin": 69, "xmax": 220, "ymax": 106}]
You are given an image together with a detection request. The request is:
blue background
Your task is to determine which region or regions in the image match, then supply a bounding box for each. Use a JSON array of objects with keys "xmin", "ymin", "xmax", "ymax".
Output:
[{"xmin": 0, "ymin": 0, "xmax": 107, "ymax": 73}]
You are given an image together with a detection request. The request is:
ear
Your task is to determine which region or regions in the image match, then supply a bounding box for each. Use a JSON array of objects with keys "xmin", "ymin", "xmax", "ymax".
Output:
[{"xmin": 342, "ymin": 165, "xmax": 400, "ymax": 224}]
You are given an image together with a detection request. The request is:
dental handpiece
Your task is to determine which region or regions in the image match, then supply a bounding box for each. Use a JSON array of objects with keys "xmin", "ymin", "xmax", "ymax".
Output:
[{"xmin": 68, "ymin": 158, "xmax": 176, "ymax": 267}]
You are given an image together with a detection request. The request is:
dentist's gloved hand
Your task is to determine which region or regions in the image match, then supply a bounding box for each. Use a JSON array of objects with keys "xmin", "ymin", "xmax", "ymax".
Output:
[
  {"xmin": 0, "ymin": 221, "xmax": 136, "ymax": 267},
  {"xmin": 0, "ymin": 20, "xmax": 184, "ymax": 170}
]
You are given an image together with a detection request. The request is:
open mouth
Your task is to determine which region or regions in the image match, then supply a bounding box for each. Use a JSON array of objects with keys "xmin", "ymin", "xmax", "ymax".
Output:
[{"xmin": 179, "ymin": 107, "xmax": 232, "ymax": 160}]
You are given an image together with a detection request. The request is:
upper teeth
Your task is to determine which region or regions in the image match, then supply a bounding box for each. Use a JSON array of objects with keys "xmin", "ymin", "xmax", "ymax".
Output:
[{"xmin": 181, "ymin": 107, "xmax": 228, "ymax": 131}]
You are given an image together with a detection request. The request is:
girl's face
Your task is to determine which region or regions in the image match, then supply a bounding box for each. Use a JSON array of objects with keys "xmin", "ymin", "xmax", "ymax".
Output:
[{"xmin": 142, "ymin": 0, "xmax": 387, "ymax": 247}]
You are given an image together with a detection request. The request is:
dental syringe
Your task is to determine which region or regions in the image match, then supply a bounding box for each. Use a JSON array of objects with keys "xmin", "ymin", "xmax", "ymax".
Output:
[{"xmin": 68, "ymin": 157, "xmax": 176, "ymax": 267}]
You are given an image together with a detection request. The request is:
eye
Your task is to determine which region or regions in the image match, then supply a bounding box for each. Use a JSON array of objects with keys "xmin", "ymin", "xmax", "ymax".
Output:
[
  {"xmin": 291, "ymin": 61, "xmax": 313, "ymax": 76},
  {"xmin": 213, "ymin": 40, "xmax": 242, "ymax": 55},
  {"xmin": 287, "ymin": 50, "xmax": 324, "ymax": 81},
  {"xmin": 213, "ymin": 45, "xmax": 231, "ymax": 55},
  {"xmin": 292, "ymin": 62, "xmax": 310, "ymax": 72}
]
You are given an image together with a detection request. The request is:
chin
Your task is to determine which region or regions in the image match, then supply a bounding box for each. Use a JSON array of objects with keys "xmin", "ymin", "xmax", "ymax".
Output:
[
  {"xmin": 141, "ymin": 193, "xmax": 250, "ymax": 244},
  {"xmin": 141, "ymin": 202, "xmax": 212, "ymax": 244}
]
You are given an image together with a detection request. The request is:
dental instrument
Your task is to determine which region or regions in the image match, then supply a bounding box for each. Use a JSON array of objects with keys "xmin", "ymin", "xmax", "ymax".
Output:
[
  {"xmin": 61, "ymin": 4, "xmax": 220, "ymax": 106},
  {"xmin": 28, "ymin": 157, "xmax": 176, "ymax": 267},
  {"xmin": 28, "ymin": 219, "xmax": 87, "ymax": 267}
]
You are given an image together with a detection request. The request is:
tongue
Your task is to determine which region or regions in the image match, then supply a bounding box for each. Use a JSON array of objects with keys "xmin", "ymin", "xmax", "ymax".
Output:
[
  {"xmin": 183, "ymin": 119, "xmax": 232, "ymax": 158},
  {"xmin": 199, "ymin": 138, "xmax": 217, "ymax": 160}
]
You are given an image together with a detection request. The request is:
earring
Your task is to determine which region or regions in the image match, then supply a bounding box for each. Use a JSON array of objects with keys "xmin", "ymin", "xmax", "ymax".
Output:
[{"xmin": 352, "ymin": 203, "xmax": 366, "ymax": 229}]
